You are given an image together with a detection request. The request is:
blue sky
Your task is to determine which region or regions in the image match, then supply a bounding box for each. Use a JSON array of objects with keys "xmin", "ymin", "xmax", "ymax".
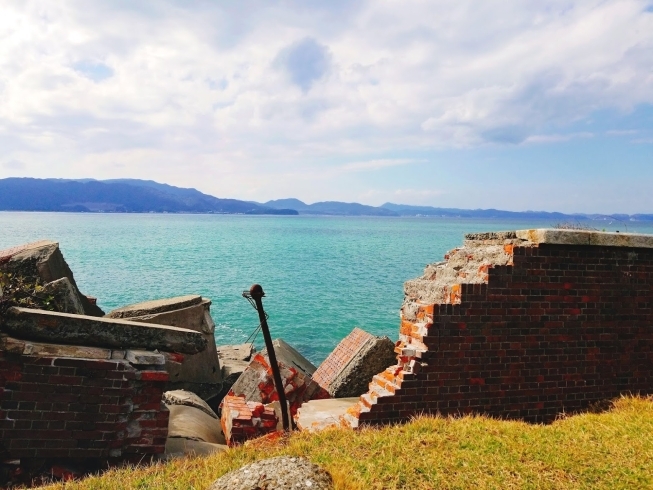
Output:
[{"xmin": 0, "ymin": 0, "xmax": 652, "ymax": 213}]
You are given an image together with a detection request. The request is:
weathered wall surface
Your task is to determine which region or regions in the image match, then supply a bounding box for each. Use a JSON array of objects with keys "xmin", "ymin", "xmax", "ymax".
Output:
[
  {"xmin": 351, "ymin": 230, "xmax": 653, "ymax": 425},
  {"xmin": 0, "ymin": 343, "xmax": 170, "ymax": 461}
]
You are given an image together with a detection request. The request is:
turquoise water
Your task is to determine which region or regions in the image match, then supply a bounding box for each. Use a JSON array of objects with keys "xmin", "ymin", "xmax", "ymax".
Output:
[{"xmin": 2, "ymin": 212, "xmax": 651, "ymax": 364}]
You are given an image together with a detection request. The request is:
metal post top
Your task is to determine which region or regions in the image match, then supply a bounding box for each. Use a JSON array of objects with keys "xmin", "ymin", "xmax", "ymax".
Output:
[{"xmin": 249, "ymin": 284, "xmax": 265, "ymax": 299}]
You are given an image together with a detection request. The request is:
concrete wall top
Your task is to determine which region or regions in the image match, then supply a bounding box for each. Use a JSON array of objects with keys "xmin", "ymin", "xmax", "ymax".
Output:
[
  {"xmin": 3, "ymin": 307, "xmax": 207, "ymax": 354},
  {"xmin": 466, "ymin": 229, "xmax": 653, "ymax": 249}
]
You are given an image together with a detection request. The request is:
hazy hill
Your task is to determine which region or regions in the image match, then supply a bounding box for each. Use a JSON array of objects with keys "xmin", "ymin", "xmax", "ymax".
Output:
[
  {"xmin": 0, "ymin": 178, "xmax": 298, "ymax": 215},
  {"xmin": 263, "ymin": 199, "xmax": 399, "ymax": 216}
]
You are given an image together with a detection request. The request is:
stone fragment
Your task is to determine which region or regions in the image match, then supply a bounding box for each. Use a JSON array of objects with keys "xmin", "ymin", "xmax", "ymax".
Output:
[
  {"xmin": 42, "ymin": 277, "xmax": 85, "ymax": 315},
  {"xmin": 108, "ymin": 297, "xmax": 222, "ymax": 400},
  {"xmin": 166, "ymin": 404, "xmax": 226, "ymax": 445},
  {"xmin": 295, "ymin": 398, "xmax": 360, "ymax": 432},
  {"xmin": 312, "ymin": 328, "xmax": 397, "ymax": 398},
  {"xmin": 227, "ymin": 339, "xmax": 330, "ymax": 417},
  {"xmin": 4, "ymin": 307, "xmax": 207, "ymax": 354},
  {"xmin": 208, "ymin": 456, "xmax": 333, "ymax": 490},
  {"xmin": 126, "ymin": 349, "xmax": 165, "ymax": 366},
  {"xmin": 220, "ymin": 395, "xmax": 278, "ymax": 446},
  {"xmin": 163, "ymin": 390, "xmax": 218, "ymax": 419},
  {"xmin": 0, "ymin": 240, "xmax": 104, "ymax": 316}
]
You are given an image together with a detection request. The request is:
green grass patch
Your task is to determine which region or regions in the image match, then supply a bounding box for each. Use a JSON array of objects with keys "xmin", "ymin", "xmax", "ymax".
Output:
[{"xmin": 41, "ymin": 396, "xmax": 653, "ymax": 489}]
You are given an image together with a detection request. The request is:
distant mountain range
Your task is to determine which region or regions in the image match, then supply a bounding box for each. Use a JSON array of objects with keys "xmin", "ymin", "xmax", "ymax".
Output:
[
  {"xmin": 0, "ymin": 178, "xmax": 297, "ymax": 215},
  {"xmin": 0, "ymin": 177, "xmax": 651, "ymax": 221}
]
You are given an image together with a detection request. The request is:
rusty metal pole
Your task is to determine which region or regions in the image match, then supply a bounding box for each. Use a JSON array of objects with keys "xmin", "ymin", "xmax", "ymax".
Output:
[{"xmin": 247, "ymin": 284, "xmax": 291, "ymax": 432}]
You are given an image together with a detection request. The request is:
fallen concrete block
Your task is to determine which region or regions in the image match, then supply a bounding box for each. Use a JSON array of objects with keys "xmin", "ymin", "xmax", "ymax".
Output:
[
  {"xmin": 227, "ymin": 339, "xmax": 330, "ymax": 417},
  {"xmin": 312, "ymin": 328, "xmax": 397, "ymax": 398},
  {"xmin": 166, "ymin": 404, "xmax": 226, "ymax": 445},
  {"xmin": 295, "ymin": 398, "xmax": 360, "ymax": 432},
  {"xmin": 0, "ymin": 335, "xmax": 112, "ymax": 359},
  {"xmin": 0, "ymin": 240, "xmax": 104, "ymax": 316},
  {"xmin": 217, "ymin": 343, "xmax": 255, "ymax": 362},
  {"xmin": 220, "ymin": 395, "xmax": 278, "ymax": 446},
  {"xmin": 126, "ymin": 350, "xmax": 165, "ymax": 366},
  {"xmin": 3, "ymin": 307, "xmax": 207, "ymax": 354},
  {"xmin": 107, "ymin": 296, "xmax": 222, "ymax": 400},
  {"xmin": 163, "ymin": 390, "xmax": 218, "ymax": 419}
]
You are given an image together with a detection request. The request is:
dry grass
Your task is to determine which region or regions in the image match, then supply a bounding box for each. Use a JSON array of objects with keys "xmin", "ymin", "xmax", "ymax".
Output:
[{"xmin": 40, "ymin": 396, "xmax": 653, "ymax": 490}]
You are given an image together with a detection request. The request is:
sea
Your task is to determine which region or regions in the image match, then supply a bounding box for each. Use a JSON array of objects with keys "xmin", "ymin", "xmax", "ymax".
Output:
[{"xmin": 2, "ymin": 212, "xmax": 652, "ymax": 365}]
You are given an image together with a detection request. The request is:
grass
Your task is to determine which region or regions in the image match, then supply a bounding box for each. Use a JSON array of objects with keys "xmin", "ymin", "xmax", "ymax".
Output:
[{"xmin": 41, "ymin": 396, "xmax": 653, "ymax": 490}]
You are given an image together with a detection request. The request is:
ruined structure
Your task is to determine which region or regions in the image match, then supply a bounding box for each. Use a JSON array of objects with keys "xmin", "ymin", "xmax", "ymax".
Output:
[
  {"xmin": 106, "ymin": 296, "xmax": 222, "ymax": 400},
  {"xmin": 342, "ymin": 229, "xmax": 653, "ymax": 426}
]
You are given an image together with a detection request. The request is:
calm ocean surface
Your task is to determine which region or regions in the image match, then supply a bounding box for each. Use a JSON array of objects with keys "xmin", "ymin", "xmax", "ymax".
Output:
[{"xmin": 2, "ymin": 212, "xmax": 651, "ymax": 364}]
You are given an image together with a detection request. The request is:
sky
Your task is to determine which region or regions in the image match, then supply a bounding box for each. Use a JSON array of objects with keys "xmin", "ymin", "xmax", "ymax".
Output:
[{"xmin": 1, "ymin": 0, "xmax": 652, "ymax": 214}]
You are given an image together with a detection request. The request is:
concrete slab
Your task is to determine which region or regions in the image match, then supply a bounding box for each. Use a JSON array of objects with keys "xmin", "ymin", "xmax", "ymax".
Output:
[
  {"xmin": 4, "ymin": 307, "xmax": 207, "ymax": 354},
  {"xmin": 0, "ymin": 335, "xmax": 112, "ymax": 359},
  {"xmin": 295, "ymin": 398, "xmax": 360, "ymax": 432},
  {"xmin": 106, "ymin": 295, "xmax": 203, "ymax": 319},
  {"xmin": 514, "ymin": 229, "xmax": 653, "ymax": 248}
]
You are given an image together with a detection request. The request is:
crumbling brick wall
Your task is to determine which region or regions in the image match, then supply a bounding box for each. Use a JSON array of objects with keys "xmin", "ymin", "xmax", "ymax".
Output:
[
  {"xmin": 0, "ymin": 351, "xmax": 169, "ymax": 461},
  {"xmin": 353, "ymin": 230, "xmax": 653, "ymax": 425}
]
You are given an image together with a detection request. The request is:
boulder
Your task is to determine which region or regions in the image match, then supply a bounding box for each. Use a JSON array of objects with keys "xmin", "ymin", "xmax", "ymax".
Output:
[
  {"xmin": 226, "ymin": 339, "xmax": 330, "ymax": 417},
  {"xmin": 166, "ymin": 404, "xmax": 226, "ymax": 445},
  {"xmin": 312, "ymin": 328, "xmax": 397, "ymax": 398},
  {"xmin": 208, "ymin": 456, "xmax": 333, "ymax": 490},
  {"xmin": 3, "ymin": 307, "xmax": 207, "ymax": 354},
  {"xmin": 107, "ymin": 296, "xmax": 222, "ymax": 400},
  {"xmin": 163, "ymin": 390, "xmax": 218, "ymax": 419},
  {"xmin": 0, "ymin": 240, "xmax": 104, "ymax": 316}
]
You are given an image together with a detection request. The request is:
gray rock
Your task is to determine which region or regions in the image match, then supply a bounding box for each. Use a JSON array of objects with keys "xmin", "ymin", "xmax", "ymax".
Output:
[
  {"xmin": 4, "ymin": 307, "xmax": 207, "ymax": 354},
  {"xmin": 42, "ymin": 277, "xmax": 85, "ymax": 315},
  {"xmin": 0, "ymin": 240, "xmax": 104, "ymax": 316},
  {"xmin": 164, "ymin": 390, "xmax": 218, "ymax": 419},
  {"xmin": 208, "ymin": 456, "xmax": 333, "ymax": 490}
]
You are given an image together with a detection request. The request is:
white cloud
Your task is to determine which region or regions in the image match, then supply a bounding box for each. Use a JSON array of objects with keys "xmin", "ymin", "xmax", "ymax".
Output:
[{"xmin": 0, "ymin": 0, "xmax": 652, "ymax": 204}]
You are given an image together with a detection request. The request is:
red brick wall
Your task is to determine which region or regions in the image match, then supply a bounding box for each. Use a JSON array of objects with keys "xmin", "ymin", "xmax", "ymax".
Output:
[
  {"xmin": 359, "ymin": 243, "xmax": 653, "ymax": 424},
  {"xmin": 0, "ymin": 352, "xmax": 169, "ymax": 461},
  {"xmin": 312, "ymin": 328, "xmax": 373, "ymax": 390}
]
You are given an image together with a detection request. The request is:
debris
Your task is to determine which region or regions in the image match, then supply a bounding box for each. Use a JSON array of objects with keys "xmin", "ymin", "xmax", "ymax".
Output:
[
  {"xmin": 227, "ymin": 339, "xmax": 330, "ymax": 418},
  {"xmin": 312, "ymin": 328, "xmax": 397, "ymax": 398},
  {"xmin": 295, "ymin": 398, "xmax": 360, "ymax": 432},
  {"xmin": 163, "ymin": 390, "xmax": 218, "ymax": 419},
  {"xmin": 220, "ymin": 395, "xmax": 278, "ymax": 446},
  {"xmin": 166, "ymin": 404, "xmax": 226, "ymax": 445}
]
